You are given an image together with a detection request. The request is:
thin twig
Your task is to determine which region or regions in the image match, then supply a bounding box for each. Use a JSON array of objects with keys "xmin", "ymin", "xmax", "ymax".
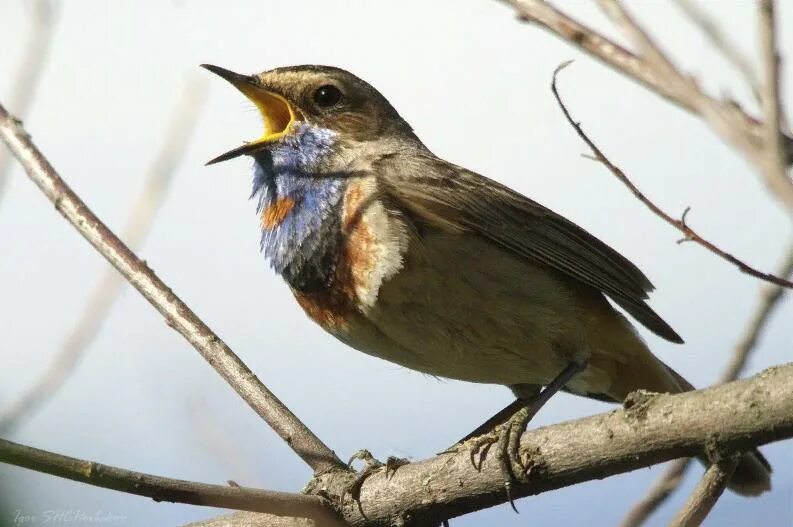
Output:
[
  {"xmin": 619, "ymin": 243, "xmax": 793, "ymax": 527},
  {"xmin": 0, "ymin": 0, "xmax": 58, "ymax": 204},
  {"xmin": 0, "ymin": 438, "xmax": 342, "ymax": 523},
  {"xmin": 672, "ymin": 0, "xmax": 760, "ymax": 102},
  {"xmin": 0, "ymin": 102, "xmax": 345, "ymax": 474},
  {"xmin": 667, "ymin": 456, "xmax": 740, "ymax": 527},
  {"xmin": 551, "ymin": 62, "xmax": 793, "ymax": 288},
  {"xmin": 758, "ymin": 0, "xmax": 793, "ymax": 212},
  {"xmin": 497, "ymin": 0, "xmax": 793, "ymax": 208},
  {"xmin": 0, "ymin": 78, "xmax": 209, "ymax": 433}
]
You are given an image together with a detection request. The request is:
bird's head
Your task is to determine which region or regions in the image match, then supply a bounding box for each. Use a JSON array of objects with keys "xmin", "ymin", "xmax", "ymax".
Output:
[{"xmin": 202, "ymin": 64, "xmax": 416, "ymax": 165}]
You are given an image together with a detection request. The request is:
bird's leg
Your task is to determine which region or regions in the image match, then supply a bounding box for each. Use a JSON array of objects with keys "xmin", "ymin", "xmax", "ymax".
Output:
[
  {"xmin": 343, "ymin": 449, "xmax": 409, "ymax": 510},
  {"xmin": 458, "ymin": 388, "xmax": 541, "ymax": 445},
  {"xmin": 464, "ymin": 361, "xmax": 588, "ymax": 511}
]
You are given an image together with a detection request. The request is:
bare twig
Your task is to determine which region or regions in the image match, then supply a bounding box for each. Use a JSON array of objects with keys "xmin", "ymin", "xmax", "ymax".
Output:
[
  {"xmin": 758, "ymin": 0, "xmax": 793, "ymax": 212},
  {"xmin": 672, "ymin": 0, "xmax": 760, "ymax": 102},
  {"xmin": 0, "ymin": 0, "xmax": 58, "ymax": 203},
  {"xmin": 0, "ymin": 102, "xmax": 345, "ymax": 474},
  {"xmin": 0, "ymin": 79, "xmax": 209, "ymax": 433},
  {"xmin": 668, "ymin": 456, "xmax": 741, "ymax": 527},
  {"xmin": 619, "ymin": 243, "xmax": 793, "ymax": 527},
  {"xmin": 0, "ymin": 438, "xmax": 342, "ymax": 523},
  {"xmin": 552, "ymin": 63, "xmax": 793, "ymax": 288},
  {"xmin": 497, "ymin": 0, "xmax": 793, "ymax": 209}
]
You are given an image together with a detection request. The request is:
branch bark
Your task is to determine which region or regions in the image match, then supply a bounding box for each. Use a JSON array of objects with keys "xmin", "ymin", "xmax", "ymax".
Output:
[
  {"xmin": 183, "ymin": 364, "xmax": 793, "ymax": 526},
  {"xmin": 0, "ymin": 102, "xmax": 344, "ymax": 474},
  {"xmin": 0, "ymin": 438, "xmax": 341, "ymax": 524},
  {"xmin": 0, "ymin": 78, "xmax": 209, "ymax": 433}
]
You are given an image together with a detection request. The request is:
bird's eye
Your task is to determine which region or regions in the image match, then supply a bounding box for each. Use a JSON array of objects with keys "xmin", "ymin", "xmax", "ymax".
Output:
[{"xmin": 313, "ymin": 85, "xmax": 342, "ymax": 108}]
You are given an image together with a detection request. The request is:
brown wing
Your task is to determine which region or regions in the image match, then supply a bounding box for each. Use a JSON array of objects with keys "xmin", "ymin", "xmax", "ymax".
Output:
[{"xmin": 376, "ymin": 151, "xmax": 683, "ymax": 344}]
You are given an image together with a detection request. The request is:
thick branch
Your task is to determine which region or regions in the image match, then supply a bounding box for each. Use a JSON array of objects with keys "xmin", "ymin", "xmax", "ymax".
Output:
[
  {"xmin": 551, "ymin": 63, "xmax": 793, "ymax": 288},
  {"xmin": 188, "ymin": 364, "xmax": 793, "ymax": 526},
  {"xmin": 668, "ymin": 456, "xmax": 740, "ymax": 527},
  {"xmin": 0, "ymin": 103, "xmax": 344, "ymax": 474},
  {"xmin": 0, "ymin": 438, "xmax": 341, "ymax": 523},
  {"xmin": 0, "ymin": 79, "xmax": 209, "ymax": 433}
]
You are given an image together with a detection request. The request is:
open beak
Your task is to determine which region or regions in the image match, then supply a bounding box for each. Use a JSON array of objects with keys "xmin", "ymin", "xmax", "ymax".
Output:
[{"xmin": 201, "ymin": 64, "xmax": 298, "ymax": 165}]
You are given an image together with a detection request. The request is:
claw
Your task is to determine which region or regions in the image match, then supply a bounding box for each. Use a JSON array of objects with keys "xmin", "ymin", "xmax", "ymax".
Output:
[
  {"xmin": 384, "ymin": 456, "xmax": 409, "ymax": 479},
  {"xmin": 468, "ymin": 430, "xmax": 498, "ymax": 470},
  {"xmin": 465, "ymin": 409, "xmax": 532, "ymax": 513},
  {"xmin": 342, "ymin": 449, "xmax": 409, "ymax": 515}
]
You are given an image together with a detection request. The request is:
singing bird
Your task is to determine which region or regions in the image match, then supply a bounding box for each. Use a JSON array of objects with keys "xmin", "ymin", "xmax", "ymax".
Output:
[{"xmin": 203, "ymin": 64, "xmax": 771, "ymax": 496}]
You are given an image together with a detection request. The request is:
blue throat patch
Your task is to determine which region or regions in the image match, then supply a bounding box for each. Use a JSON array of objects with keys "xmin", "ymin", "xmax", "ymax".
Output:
[{"xmin": 251, "ymin": 124, "xmax": 346, "ymax": 290}]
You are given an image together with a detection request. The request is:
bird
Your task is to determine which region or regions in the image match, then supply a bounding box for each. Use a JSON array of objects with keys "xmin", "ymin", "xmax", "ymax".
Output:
[{"xmin": 202, "ymin": 63, "xmax": 771, "ymax": 499}]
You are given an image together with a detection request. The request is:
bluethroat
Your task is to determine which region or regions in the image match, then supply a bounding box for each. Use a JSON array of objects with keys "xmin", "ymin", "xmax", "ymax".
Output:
[{"xmin": 202, "ymin": 64, "xmax": 771, "ymax": 498}]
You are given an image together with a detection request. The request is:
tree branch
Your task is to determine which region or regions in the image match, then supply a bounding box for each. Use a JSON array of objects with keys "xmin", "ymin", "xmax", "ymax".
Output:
[
  {"xmin": 551, "ymin": 62, "xmax": 793, "ymax": 288},
  {"xmin": 0, "ymin": 78, "xmax": 209, "ymax": 433},
  {"xmin": 668, "ymin": 456, "xmax": 740, "ymax": 527},
  {"xmin": 0, "ymin": 438, "xmax": 341, "ymax": 524},
  {"xmin": 619, "ymin": 242, "xmax": 793, "ymax": 527},
  {"xmin": 0, "ymin": 102, "xmax": 345, "ymax": 474},
  {"xmin": 182, "ymin": 364, "xmax": 793, "ymax": 526},
  {"xmin": 496, "ymin": 0, "xmax": 793, "ymax": 210}
]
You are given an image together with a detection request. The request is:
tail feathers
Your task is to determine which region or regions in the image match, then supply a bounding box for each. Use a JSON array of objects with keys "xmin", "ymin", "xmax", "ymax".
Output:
[{"xmin": 660, "ymin": 362, "xmax": 772, "ymax": 496}]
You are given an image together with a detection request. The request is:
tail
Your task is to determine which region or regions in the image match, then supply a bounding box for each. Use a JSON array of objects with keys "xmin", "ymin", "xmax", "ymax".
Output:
[{"xmin": 604, "ymin": 353, "xmax": 772, "ymax": 496}]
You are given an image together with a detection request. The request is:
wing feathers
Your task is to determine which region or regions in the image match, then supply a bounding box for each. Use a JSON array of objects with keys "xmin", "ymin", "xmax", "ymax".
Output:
[{"xmin": 378, "ymin": 152, "xmax": 682, "ymax": 343}]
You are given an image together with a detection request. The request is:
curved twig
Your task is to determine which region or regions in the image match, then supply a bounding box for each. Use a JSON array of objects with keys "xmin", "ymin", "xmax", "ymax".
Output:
[
  {"xmin": 552, "ymin": 62, "xmax": 793, "ymax": 289},
  {"xmin": 497, "ymin": 0, "xmax": 793, "ymax": 209}
]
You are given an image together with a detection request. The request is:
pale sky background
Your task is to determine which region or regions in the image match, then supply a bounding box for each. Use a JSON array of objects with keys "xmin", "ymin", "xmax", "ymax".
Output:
[{"xmin": 0, "ymin": 1, "xmax": 791, "ymax": 526}]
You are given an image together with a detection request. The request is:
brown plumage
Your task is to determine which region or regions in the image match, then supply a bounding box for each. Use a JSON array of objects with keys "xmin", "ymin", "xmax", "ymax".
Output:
[{"xmin": 204, "ymin": 63, "xmax": 771, "ymax": 496}]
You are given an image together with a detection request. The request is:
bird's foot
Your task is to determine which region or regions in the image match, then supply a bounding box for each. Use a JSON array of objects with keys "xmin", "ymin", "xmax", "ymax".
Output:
[
  {"xmin": 467, "ymin": 407, "xmax": 532, "ymax": 513},
  {"xmin": 342, "ymin": 449, "xmax": 409, "ymax": 511}
]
